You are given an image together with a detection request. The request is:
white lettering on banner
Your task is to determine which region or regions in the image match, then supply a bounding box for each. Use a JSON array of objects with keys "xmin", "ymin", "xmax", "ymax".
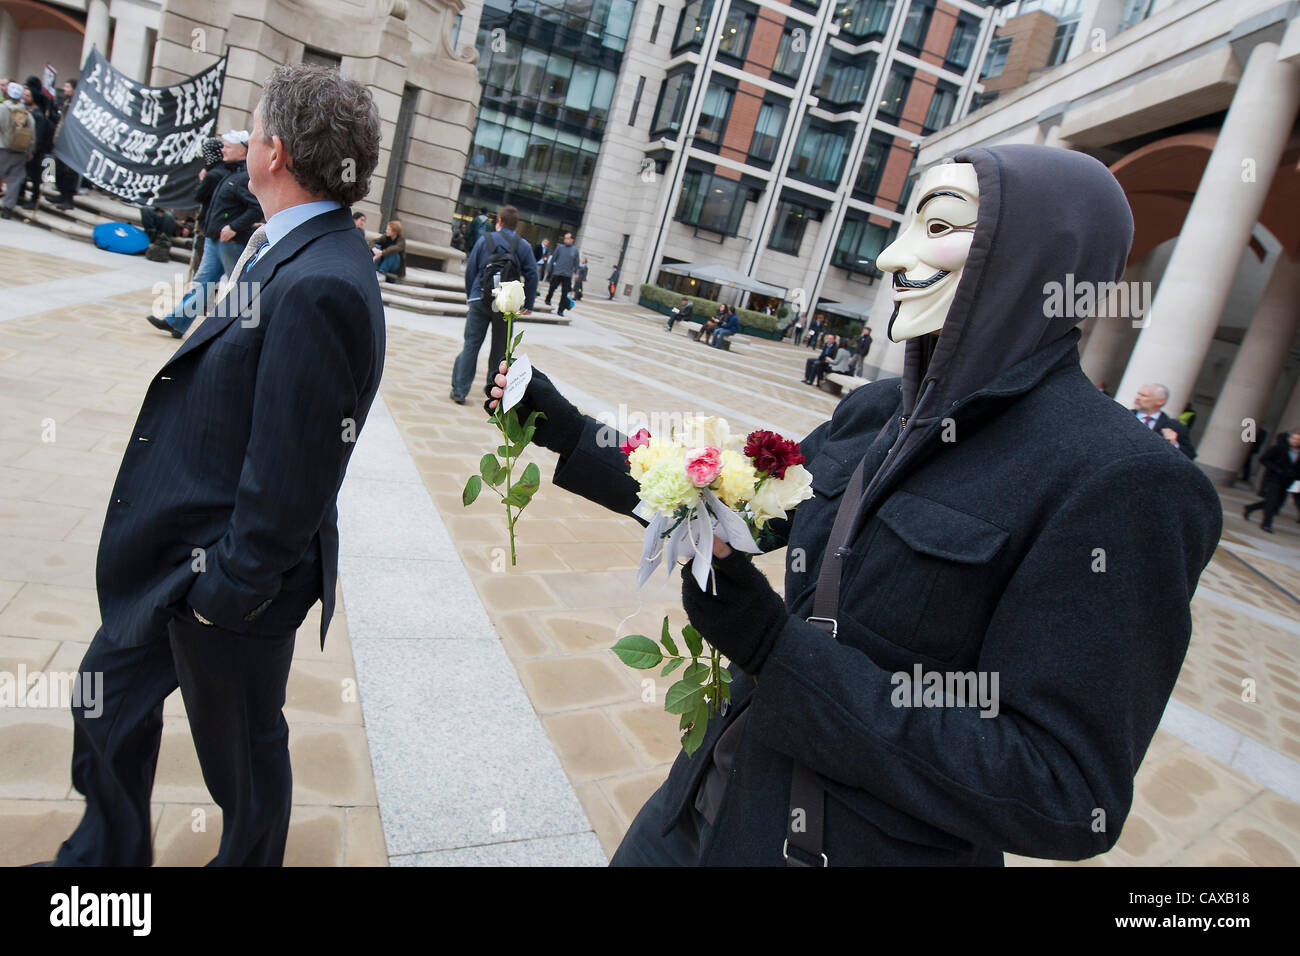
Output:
[
  {"xmin": 84, "ymin": 148, "xmax": 168, "ymax": 203},
  {"xmin": 120, "ymin": 128, "xmax": 159, "ymax": 164},
  {"xmin": 137, "ymin": 88, "xmax": 164, "ymax": 127},
  {"xmin": 150, "ymin": 119, "xmax": 213, "ymax": 167},
  {"xmin": 72, "ymin": 96, "xmax": 131, "ymax": 150}
]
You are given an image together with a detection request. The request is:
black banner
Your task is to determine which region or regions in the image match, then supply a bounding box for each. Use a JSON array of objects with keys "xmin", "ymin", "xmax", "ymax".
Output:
[{"xmin": 53, "ymin": 47, "xmax": 226, "ymax": 209}]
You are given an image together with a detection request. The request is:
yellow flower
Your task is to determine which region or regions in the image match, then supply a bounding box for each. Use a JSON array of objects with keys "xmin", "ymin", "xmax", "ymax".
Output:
[
  {"xmin": 628, "ymin": 436, "xmax": 678, "ymax": 481},
  {"xmin": 714, "ymin": 449, "xmax": 757, "ymax": 508}
]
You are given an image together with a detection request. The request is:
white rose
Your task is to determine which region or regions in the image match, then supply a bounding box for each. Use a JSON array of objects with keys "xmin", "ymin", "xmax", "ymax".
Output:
[
  {"xmin": 749, "ymin": 465, "xmax": 814, "ymax": 528},
  {"xmin": 494, "ymin": 279, "xmax": 526, "ymax": 315},
  {"xmin": 679, "ymin": 415, "xmax": 743, "ymax": 453}
]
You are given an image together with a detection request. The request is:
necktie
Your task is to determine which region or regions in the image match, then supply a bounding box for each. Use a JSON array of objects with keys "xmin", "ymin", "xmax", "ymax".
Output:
[
  {"xmin": 212, "ymin": 226, "xmax": 268, "ymax": 311},
  {"xmin": 1144, "ymin": 415, "xmax": 1156, "ymax": 429}
]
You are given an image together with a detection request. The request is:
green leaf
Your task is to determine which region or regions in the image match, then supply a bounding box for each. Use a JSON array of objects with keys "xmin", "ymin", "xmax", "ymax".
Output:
[
  {"xmin": 719, "ymin": 680, "xmax": 731, "ymax": 700},
  {"xmin": 660, "ymin": 657, "xmax": 684, "ymax": 677},
  {"xmin": 497, "ymin": 444, "xmax": 511, "ymax": 458},
  {"xmin": 659, "ymin": 617, "xmax": 679, "ymax": 656},
  {"xmin": 683, "ymin": 662, "xmax": 711, "ymax": 684},
  {"xmin": 503, "ymin": 490, "xmax": 531, "ymax": 508},
  {"xmin": 504, "ymin": 411, "xmax": 524, "ymax": 444},
  {"xmin": 679, "ymin": 711, "xmax": 694, "ymax": 730},
  {"xmin": 682, "ymin": 709, "xmax": 709, "ymax": 756},
  {"xmin": 610, "ymin": 635, "xmax": 663, "ymax": 669},
  {"xmin": 480, "ymin": 454, "xmax": 502, "ymax": 486},
  {"xmin": 512, "ymin": 331, "xmax": 525, "ymax": 351},
  {"xmin": 718, "ymin": 668, "xmax": 733, "ymax": 684},
  {"xmin": 462, "ymin": 474, "xmax": 482, "ymax": 506},
  {"xmin": 524, "ymin": 410, "xmax": 545, "ymax": 430},
  {"xmin": 521, "ymin": 425, "xmax": 536, "ymax": 446},
  {"xmin": 664, "ymin": 678, "xmax": 707, "ymax": 715},
  {"xmin": 519, "ymin": 462, "xmax": 540, "ymax": 488},
  {"xmin": 682, "ymin": 625, "xmax": 704, "ymax": 658}
]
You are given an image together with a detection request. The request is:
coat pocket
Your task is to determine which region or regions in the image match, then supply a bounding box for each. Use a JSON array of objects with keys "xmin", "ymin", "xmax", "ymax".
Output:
[{"xmin": 844, "ymin": 491, "xmax": 1010, "ymax": 662}]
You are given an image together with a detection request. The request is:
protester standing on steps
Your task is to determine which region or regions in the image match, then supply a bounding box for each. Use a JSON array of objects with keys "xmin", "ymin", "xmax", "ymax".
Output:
[
  {"xmin": 52, "ymin": 79, "xmax": 79, "ymax": 210},
  {"xmin": 146, "ymin": 130, "xmax": 263, "ymax": 338},
  {"xmin": 449, "ymin": 203, "xmax": 538, "ymax": 405},
  {"xmin": 0, "ymin": 82, "xmax": 34, "ymax": 220},
  {"xmin": 18, "ymin": 78, "xmax": 52, "ymax": 212}
]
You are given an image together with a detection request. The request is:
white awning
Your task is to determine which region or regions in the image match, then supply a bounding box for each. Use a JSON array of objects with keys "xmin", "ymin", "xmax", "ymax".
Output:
[{"xmin": 658, "ymin": 262, "xmax": 786, "ymax": 299}]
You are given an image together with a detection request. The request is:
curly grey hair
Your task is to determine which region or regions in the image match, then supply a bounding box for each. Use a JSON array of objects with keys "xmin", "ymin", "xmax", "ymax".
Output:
[{"xmin": 256, "ymin": 63, "xmax": 381, "ymax": 207}]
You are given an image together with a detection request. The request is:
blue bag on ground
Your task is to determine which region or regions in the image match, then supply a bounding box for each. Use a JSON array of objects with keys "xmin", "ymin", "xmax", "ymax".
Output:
[{"xmin": 92, "ymin": 222, "xmax": 150, "ymax": 255}]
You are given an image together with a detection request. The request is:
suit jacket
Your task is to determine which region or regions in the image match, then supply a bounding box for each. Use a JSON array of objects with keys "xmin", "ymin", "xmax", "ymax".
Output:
[
  {"xmin": 1259, "ymin": 441, "xmax": 1300, "ymax": 485},
  {"xmin": 96, "ymin": 207, "xmax": 386, "ymax": 647},
  {"xmin": 1132, "ymin": 409, "xmax": 1195, "ymax": 459}
]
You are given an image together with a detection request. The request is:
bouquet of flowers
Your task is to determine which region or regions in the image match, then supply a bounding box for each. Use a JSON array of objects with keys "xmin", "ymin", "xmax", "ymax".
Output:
[{"xmin": 611, "ymin": 417, "xmax": 813, "ymax": 755}]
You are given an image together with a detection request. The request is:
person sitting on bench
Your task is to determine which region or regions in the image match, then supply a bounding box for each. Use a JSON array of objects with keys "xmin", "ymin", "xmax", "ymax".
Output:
[
  {"xmin": 667, "ymin": 297, "xmax": 693, "ymax": 331},
  {"xmin": 710, "ymin": 308, "xmax": 740, "ymax": 348},
  {"xmin": 695, "ymin": 304, "xmax": 729, "ymax": 342}
]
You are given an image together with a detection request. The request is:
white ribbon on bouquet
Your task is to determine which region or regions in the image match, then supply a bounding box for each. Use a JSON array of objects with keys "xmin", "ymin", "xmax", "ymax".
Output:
[{"xmin": 633, "ymin": 489, "xmax": 762, "ymax": 592}]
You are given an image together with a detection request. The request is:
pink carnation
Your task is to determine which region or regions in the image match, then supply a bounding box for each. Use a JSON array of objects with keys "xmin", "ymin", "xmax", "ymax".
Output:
[
  {"xmin": 620, "ymin": 428, "xmax": 651, "ymax": 459},
  {"xmin": 684, "ymin": 446, "xmax": 723, "ymax": 487}
]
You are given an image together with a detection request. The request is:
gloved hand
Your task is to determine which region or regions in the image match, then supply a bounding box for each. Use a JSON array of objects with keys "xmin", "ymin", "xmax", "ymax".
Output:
[
  {"xmin": 485, "ymin": 360, "xmax": 585, "ymax": 457},
  {"xmin": 681, "ymin": 549, "xmax": 788, "ymax": 676}
]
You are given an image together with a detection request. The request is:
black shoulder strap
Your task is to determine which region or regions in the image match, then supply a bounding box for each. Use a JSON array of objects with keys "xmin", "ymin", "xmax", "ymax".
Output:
[{"xmin": 785, "ymin": 455, "xmax": 867, "ymax": 867}]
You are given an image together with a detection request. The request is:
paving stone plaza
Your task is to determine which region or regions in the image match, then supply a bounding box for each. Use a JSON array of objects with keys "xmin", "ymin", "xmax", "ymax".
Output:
[{"xmin": 0, "ymin": 222, "xmax": 1297, "ymax": 866}]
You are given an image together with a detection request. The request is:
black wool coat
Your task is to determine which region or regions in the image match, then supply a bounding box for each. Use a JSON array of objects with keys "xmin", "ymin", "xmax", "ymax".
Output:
[{"xmin": 551, "ymin": 331, "xmax": 1222, "ymax": 864}]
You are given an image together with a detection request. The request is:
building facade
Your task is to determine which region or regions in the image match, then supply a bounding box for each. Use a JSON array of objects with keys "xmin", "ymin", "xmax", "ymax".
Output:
[
  {"xmin": 1, "ymin": 0, "xmax": 480, "ymax": 258},
  {"xmin": 875, "ymin": 0, "xmax": 1300, "ymax": 484},
  {"xmin": 456, "ymin": 0, "xmax": 1004, "ymax": 329}
]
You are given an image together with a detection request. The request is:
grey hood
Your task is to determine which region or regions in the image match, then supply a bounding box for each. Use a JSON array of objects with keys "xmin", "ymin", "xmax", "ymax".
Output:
[{"xmin": 899, "ymin": 144, "xmax": 1135, "ymax": 422}]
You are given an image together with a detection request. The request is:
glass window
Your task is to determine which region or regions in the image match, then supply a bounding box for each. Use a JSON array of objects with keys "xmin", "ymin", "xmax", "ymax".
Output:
[
  {"xmin": 695, "ymin": 81, "xmax": 733, "ymax": 146},
  {"xmin": 674, "ymin": 0, "xmax": 713, "ymax": 51},
  {"xmin": 813, "ymin": 50, "xmax": 873, "ymax": 109},
  {"xmin": 539, "ymin": 53, "xmax": 575, "ymax": 117},
  {"xmin": 650, "ymin": 4, "xmax": 665, "ymax": 43},
  {"xmin": 788, "ymin": 120, "xmax": 850, "ymax": 186},
  {"xmin": 589, "ymin": 68, "xmax": 617, "ymax": 125},
  {"xmin": 1118, "ymin": 0, "xmax": 1155, "ymax": 31},
  {"xmin": 853, "ymin": 134, "xmax": 889, "ymax": 199},
  {"xmin": 748, "ymin": 100, "xmax": 788, "ymax": 162},
  {"xmin": 967, "ymin": 90, "xmax": 998, "ymax": 116},
  {"xmin": 676, "ymin": 169, "xmax": 749, "ymax": 235},
  {"xmin": 946, "ymin": 14, "xmax": 979, "ymax": 71},
  {"xmin": 876, "ymin": 67, "xmax": 910, "ymax": 122},
  {"xmin": 628, "ymin": 75, "xmax": 647, "ymax": 126},
  {"xmin": 769, "ymin": 198, "xmax": 818, "ymax": 255},
  {"xmin": 837, "ymin": 0, "xmax": 895, "ymax": 41},
  {"xmin": 717, "ymin": 7, "xmax": 755, "ymax": 60},
  {"xmin": 898, "ymin": 0, "xmax": 934, "ymax": 50},
  {"xmin": 1047, "ymin": 19, "xmax": 1079, "ymax": 67},
  {"xmin": 604, "ymin": 0, "xmax": 635, "ymax": 51},
  {"xmin": 833, "ymin": 216, "xmax": 894, "ymax": 275},
  {"xmin": 651, "ymin": 71, "xmax": 694, "ymax": 135},
  {"xmin": 981, "ymin": 35, "xmax": 1010, "ymax": 78},
  {"xmin": 773, "ymin": 25, "xmax": 807, "ymax": 78},
  {"xmin": 924, "ymin": 83, "xmax": 957, "ymax": 132},
  {"xmin": 515, "ymin": 48, "xmax": 549, "ymax": 98}
]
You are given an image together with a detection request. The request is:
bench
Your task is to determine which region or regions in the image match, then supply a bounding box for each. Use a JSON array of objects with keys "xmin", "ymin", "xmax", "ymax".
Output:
[{"xmin": 823, "ymin": 373, "xmax": 871, "ymax": 396}]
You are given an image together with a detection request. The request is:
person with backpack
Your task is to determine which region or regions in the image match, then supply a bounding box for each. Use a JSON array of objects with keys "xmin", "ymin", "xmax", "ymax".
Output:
[
  {"xmin": 469, "ymin": 207, "xmax": 492, "ymax": 249},
  {"xmin": 0, "ymin": 81, "xmax": 35, "ymax": 220},
  {"xmin": 449, "ymin": 203, "xmax": 538, "ymax": 405},
  {"xmin": 19, "ymin": 77, "xmax": 53, "ymax": 211}
]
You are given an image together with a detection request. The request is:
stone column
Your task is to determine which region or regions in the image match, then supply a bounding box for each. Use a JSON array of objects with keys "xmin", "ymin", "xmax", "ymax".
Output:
[
  {"xmin": 1196, "ymin": 255, "xmax": 1300, "ymax": 483},
  {"xmin": 1277, "ymin": 374, "xmax": 1300, "ymax": 433},
  {"xmin": 0, "ymin": 8, "xmax": 19, "ymax": 80},
  {"xmin": 82, "ymin": 0, "xmax": 111, "ymax": 65},
  {"xmin": 1080, "ymin": 261, "xmax": 1145, "ymax": 391},
  {"xmin": 1114, "ymin": 39, "xmax": 1300, "ymax": 410}
]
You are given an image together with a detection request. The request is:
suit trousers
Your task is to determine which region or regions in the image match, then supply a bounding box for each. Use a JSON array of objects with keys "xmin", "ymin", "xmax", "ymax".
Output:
[
  {"xmin": 1245, "ymin": 475, "xmax": 1289, "ymax": 529},
  {"xmin": 55, "ymin": 616, "xmax": 296, "ymax": 866}
]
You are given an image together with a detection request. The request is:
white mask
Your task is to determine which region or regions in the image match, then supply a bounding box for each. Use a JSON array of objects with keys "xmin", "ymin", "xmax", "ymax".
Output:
[{"xmin": 875, "ymin": 163, "xmax": 979, "ymax": 342}]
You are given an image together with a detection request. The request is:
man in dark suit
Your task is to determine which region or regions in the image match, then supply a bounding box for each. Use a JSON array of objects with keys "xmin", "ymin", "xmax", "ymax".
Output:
[
  {"xmin": 49, "ymin": 64, "xmax": 385, "ymax": 867},
  {"xmin": 1244, "ymin": 430, "xmax": 1300, "ymax": 532},
  {"xmin": 1132, "ymin": 382, "xmax": 1195, "ymax": 459}
]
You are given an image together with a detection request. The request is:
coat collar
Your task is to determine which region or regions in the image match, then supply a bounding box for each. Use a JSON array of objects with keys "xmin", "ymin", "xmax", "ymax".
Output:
[{"xmin": 163, "ymin": 207, "xmax": 357, "ymax": 367}]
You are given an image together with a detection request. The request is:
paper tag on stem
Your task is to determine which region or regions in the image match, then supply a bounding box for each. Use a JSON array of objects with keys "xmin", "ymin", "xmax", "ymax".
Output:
[{"xmin": 502, "ymin": 353, "xmax": 533, "ymax": 413}]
